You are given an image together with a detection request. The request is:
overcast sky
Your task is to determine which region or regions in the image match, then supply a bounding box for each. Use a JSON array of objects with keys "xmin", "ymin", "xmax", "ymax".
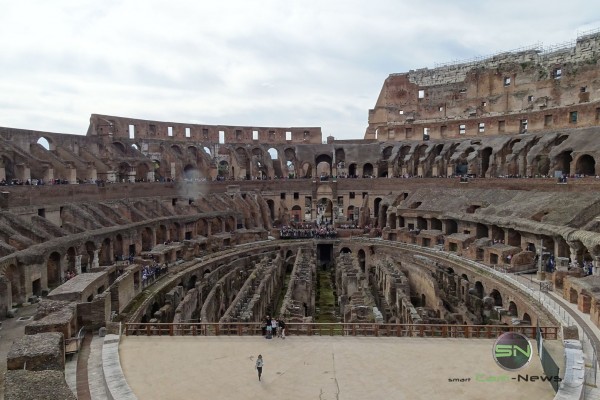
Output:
[{"xmin": 1, "ymin": 1, "xmax": 599, "ymax": 140}]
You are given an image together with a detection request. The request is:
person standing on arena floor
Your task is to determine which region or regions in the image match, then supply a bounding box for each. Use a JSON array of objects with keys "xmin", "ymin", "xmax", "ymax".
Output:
[{"xmin": 255, "ymin": 354, "xmax": 264, "ymax": 381}]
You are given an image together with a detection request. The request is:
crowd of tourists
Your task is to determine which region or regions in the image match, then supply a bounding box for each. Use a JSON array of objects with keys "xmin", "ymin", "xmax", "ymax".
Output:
[
  {"xmin": 262, "ymin": 315, "xmax": 286, "ymax": 339},
  {"xmin": 141, "ymin": 262, "xmax": 169, "ymax": 288},
  {"xmin": 279, "ymin": 223, "xmax": 337, "ymax": 239}
]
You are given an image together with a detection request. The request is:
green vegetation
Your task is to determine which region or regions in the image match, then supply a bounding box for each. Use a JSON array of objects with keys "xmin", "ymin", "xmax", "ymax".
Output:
[{"xmin": 315, "ymin": 269, "xmax": 340, "ymax": 323}]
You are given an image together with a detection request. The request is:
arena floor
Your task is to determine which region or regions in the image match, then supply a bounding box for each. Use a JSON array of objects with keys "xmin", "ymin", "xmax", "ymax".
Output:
[{"xmin": 119, "ymin": 335, "xmax": 558, "ymax": 400}]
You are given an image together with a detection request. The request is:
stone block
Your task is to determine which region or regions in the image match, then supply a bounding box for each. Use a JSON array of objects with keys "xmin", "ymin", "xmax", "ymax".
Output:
[
  {"xmin": 4, "ymin": 370, "xmax": 76, "ymax": 400},
  {"xmin": 7, "ymin": 332, "xmax": 65, "ymax": 371},
  {"xmin": 563, "ymin": 325, "xmax": 579, "ymax": 341}
]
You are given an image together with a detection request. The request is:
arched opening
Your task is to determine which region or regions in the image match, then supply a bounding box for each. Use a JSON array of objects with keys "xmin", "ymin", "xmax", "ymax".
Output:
[
  {"xmin": 476, "ymin": 223, "xmax": 489, "ymax": 239},
  {"xmin": 431, "ymin": 218, "xmax": 442, "ymax": 231},
  {"xmin": 569, "ymin": 288, "xmax": 578, "ymax": 304},
  {"xmin": 363, "ymin": 163, "xmax": 374, "ymax": 177},
  {"xmin": 522, "ymin": 313, "xmax": 532, "ymax": 325},
  {"xmin": 421, "ymin": 293, "xmax": 426, "ymax": 307},
  {"xmin": 347, "ymin": 205, "xmax": 355, "ymax": 221},
  {"xmin": 340, "ymin": 247, "xmax": 352, "ymax": 254},
  {"xmin": 156, "ymin": 225, "xmax": 167, "ymax": 244},
  {"xmin": 47, "ymin": 252, "xmax": 62, "ymax": 288},
  {"xmin": 117, "ymin": 162, "xmax": 131, "ymax": 182},
  {"xmin": 171, "ymin": 145, "xmax": 182, "ymax": 155},
  {"xmin": 170, "ymin": 223, "xmax": 181, "ymax": 242},
  {"xmin": 136, "ymin": 163, "xmax": 150, "ymax": 182},
  {"xmin": 317, "ymin": 198, "xmax": 334, "ymax": 224},
  {"xmin": 36, "ymin": 137, "xmax": 52, "ymax": 150},
  {"xmin": 489, "ymin": 289, "xmax": 503, "ymax": 307},
  {"xmin": 203, "ymin": 147, "xmax": 212, "ymax": 157},
  {"xmin": 374, "ymin": 198, "xmax": 382, "ymax": 219},
  {"xmin": 291, "ymin": 205, "xmax": 302, "ymax": 223},
  {"xmin": 66, "ymin": 247, "xmax": 76, "ymax": 271},
  {"xmin": 508, "ymin": 301, "xmax": 518, "ymax": 316},
  {"xmin": 576, "ymin": 154, "xmax": 596, "ymax": 176},
  {"xmin": 141, "ymin": 227, "xmax": 154, "ymax": 251},
  {"xmin": 348, "ymin": 163, "xmax": 357, "ymax": 178},
  {"xmin": 183, "ymin": 164, "xmax": 199, "ymax": 181},
  {"xmin": 445, "ymin": 220, "xmax": 458, "ymax": 234},
  {"xmin": 218, "ymin": 160, "xmax": 229, "ymax": 178},
  {"xmin": 101, "ymin": 238, "xmax": 112, "ymax": 266},
  {"xmin": 358, "ymin": 249, "xmax": 366, "ymax": 273},
  {"xmin": 416, "ymin": 216, "xmax": 427, "ymax": 230},
  {"xmin": 84, "ymin": 241, "xmax": 96, "ymax": 273},
  {"xmin": 507, "ymin": 229, "xmax": 521, "ymax": 247},
  {"xmin": 112, "ymin": 142, "xmax": 126, "ymax": 154},
  {"xmin": 480, "ymin": 147, "xmax": 493, "ymax": 177},
  {"xmin": 268, "ymin": 148, "xmax": 278, "ymax": 160},
  {"xmin": 115, "ymin": 235, "xmax": 124, "ymax": 259},
  {"xmin": 473, "ymin": 281, "xmax": 484, "ymax": 299},
  {"xmin": 556, "ymin": 151, "xmax": 572, "ymax": 175},
  {"xmin": 302, "ymin": 162, "xmax": 313, "ymax": 178}
]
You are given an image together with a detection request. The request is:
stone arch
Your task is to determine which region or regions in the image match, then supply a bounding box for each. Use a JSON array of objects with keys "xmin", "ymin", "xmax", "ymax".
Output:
[
  {"xmin": 382, "ymin": 146, "xmax": 393, "ymax": 161},
  {"xmin": 348, "ymin": 163, "xmax": 357, "ymax": 178},
  {"xmin": 136, "ymin": 162, "xmax": 150, "ymax": 182},
  {"xmin": 142, "ymin": 227, "xmax": 154, "ymax": 251},
  {"xmin": 35, "ymin": 136, "xmax": 53, "ymax": 151},
  {"xmin": 522, "ymin": 313, "xmax": 532, "ymax": 325},
  {"xmin": 489, "ymin": 289, "xmax": 503, "ymax": 307},
  {"xmin": 576, "ymin": 154, "xmax": 596, "ymax": 176},
  {"xmin": 476, "ymin": 223, "xmax": 488, "ymax": 239},
  {"xmin": 315, "ymin": 154, "xmax": 333, "ymax": 177},
  {"xmin": 47, "ymin": 251, "xmax": 62, "ymax": 288},
  {"xmin": 347, "ymin": 205, "xmax": 355, "ymax": 221},
  {"xmin": 340, "ymin": 247, "xmax": 352, "ymax": 254},
  {"xmin": 480, "ymin": 147, "xmax": 493, "ymax": 177},
  {"xmin": 268, "ymin": 148, "xmax": 278, "ymax": 160},
  {"xmin": 473, "ymin": 281, "xmax": 484, "ymax": 299},
  {"xmin": 266, "ymin": 199, "xmax": 275, "ymax": 221},
  {"xmin": 445, "ymin": 219, "xmax": 458, "ymax": 234},
  {"xmin": 508, "ymin": 301, "xmax": 518, "ymax": 316},
  {"xmin": 363, "ymin": 163, "xmax": 374, "ymax": 177},
  {"xmin": 171, "ymin": 144, "xmax": 183, "ymax": 155},
  {"xmin": 218, "ymin": 160, "xmax": 229, "ymax": 178},
  {"xmin": 101, "ymin": 237, "xmax": 112, "ymax": 266},
  {"xmin": 66, "ymin": 247, "xmax": 77, "ymax": 271},
  {"xmin": 556, "ymin": 150, "xmax": 573, "ymax": 175},
  {"xmin": 301, "ymin": 162, "xmax": 313, "ymax": 178},
  {"xmin": 431, "ymin": 218, "xmax": 442, "ymax": 231},
  {"xmin": 316, "ymin": 197, "xmax": 334, "ymax": 223},
  {"xmin": 115, "ymin": 235, "xmax": 124, "ymax": 259},
  {"xmin": 157, "ymin": 225, "xmax": 168, "ymax": 244},
  {"xmin": 183, "ymin": 164, "xmax": 199, "ymax": 180},
  {"xmin": 507, "ymin": 229, "xmax": 521, "ymax": 247},
  {"xmin": 170, "ymin": 223, "xmax": 181, "ymax": 241},
  {"xmin": 117, "ymin": 162, "xmax": 131, "ymax": 182},
  {"xmin": 112, "ymin": 141, "xmax": 127, "ymax": 154}
]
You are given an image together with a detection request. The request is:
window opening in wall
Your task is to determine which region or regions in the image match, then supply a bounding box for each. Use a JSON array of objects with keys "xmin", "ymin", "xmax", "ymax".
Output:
[
  {"xmin": 399, "ymin": 110, "xmax": 404, "ymax": 115},
  {"xmin": 280, "ymin": 192, "xmax": 286, "ymax": 199},
  {"xmin": 440, "ymin": 125, "xmax": 447, "ymax": 136},
  {"xmin": 418, "ymin": 90, "xmax": 425, "ymax": 99},
  {"xmin": 268, "ymin": 130, "xmax": 275, "ymax": 141},
  {"xmin": 463, "ymin": 230, "xmax": 470, "ymax": 235},
  {"xmin": 286, "ymin": 131, "xmax": 292, "ymax": 141},
  {"xmin": 581, "ymin": 86, "xmax": 587, "ymax": 93},
  {"xmin": 503, "ymin": 77, "xmax": 511, "ymax": 86},
  {"xmin": 219, "ymin": 130, "xmax": 225, "ymax": 144},
  {"xmin": 172, "ymin": 198, "xmax": 177, "ymax": 206},
  {"xmin": 235, "ymin": 130, "xmax": 242, "ymax": 141},
  {"xmin": 149, "ymin": 124, "xmax": 156, "ymax": 134},
  {"xmin": 459, "ymin": 124, "xmax": 466, "ymax": 135},
  {"xmin": 38, "ymin": 208, "xmax": 45, "ymax": 218},
  {"xmin": 520, "ymin": 119, "xmax": 528, "ymax": 133},
  {"xmin": 185, "ymin": 127, "xmax": 191, "ymax": 138},
  {"xmin": 405, "ymin": 127, "xmax": 412, "ymax": 137},
  {"xmin": 294, "ymin": 192, "xmax": 299, "ymax": 200},
  {"xmin": 349, "ymin": 192, "xmax": 355, "ymax": 199},
  {"xmin": 409, "ymin": 201, "xmax": 422, "ymax": 209},
  {"xmin": 168, "ymin": 126, "xmax": 173, "ymax": 137},
  {"xmin": 570, "ymin": 111, "xmax": 578, "ymax": 124},
  {"xmin": 527, "ymin": 95, "xmax": 534, "ymax": 102},
  {"xmin": 423, "ymin": 127, "xmax": 430, "ymax": 141},
  {"xmin": 482, "ymin": 101, "xmax": 487, "ymax": 107},
  {"xmin": 438, "ymin": 106, "xmax": 444, "ymax": 112},
  {"xmin": 253, "ymin": 130, "xmax": 259, "ymax": 140},
  {"xmin": 362, "ymin": 192, "xmax": 368, "ymax": 198},
  {"xmin": 545, "ymin": 114, "xmax": 553, "ymax": 127},
  {"xmin": 478, "ymin": 123, "xmax": 485, "ymax": 133},
  {"xmin": 554, "ymin": 68, "xmax": 562, "ymax": 79},
  {"xmin": 498, "ymin": 120, "xmax": 505, "ymax": 133},
  {"xmin": 203, "ymin": 128, "xmax": 209, "ymax": 139},
  {"xmin": 459, "ymin": 89, "xmax": 467, "ymax": 94},
  {"xmin": 128, "ymin": 124, "xmax": 135, "ymax": 139}
]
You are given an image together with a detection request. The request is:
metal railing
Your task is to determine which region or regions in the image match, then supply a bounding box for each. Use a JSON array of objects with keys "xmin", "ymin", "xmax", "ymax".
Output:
[{"xmin": 124, "ymin": 322, "xmax": 558, "ymax": 339}]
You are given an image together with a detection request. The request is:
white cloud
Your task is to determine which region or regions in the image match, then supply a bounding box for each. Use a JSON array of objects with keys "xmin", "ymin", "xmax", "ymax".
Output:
[{"xmin": 0, "ymin": 0, "xmax": 599, "ymax": 139}]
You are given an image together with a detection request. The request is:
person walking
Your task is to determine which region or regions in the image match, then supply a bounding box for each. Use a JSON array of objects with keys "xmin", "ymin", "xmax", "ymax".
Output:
[{"xmin": 255, "ymin": 354, "xmax": 264, "ymax": 381}]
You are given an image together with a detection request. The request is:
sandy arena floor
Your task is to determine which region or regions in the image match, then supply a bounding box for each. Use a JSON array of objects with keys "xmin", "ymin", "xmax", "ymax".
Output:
[{"xmin": 119, "ymin": 336, "xmax": 557, "ymax": 400}]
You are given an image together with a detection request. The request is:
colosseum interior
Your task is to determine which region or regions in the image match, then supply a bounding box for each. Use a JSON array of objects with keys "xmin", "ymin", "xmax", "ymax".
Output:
[{"xmin": 3, "ymin": 30, "xmax": 600, "ymax": 399}]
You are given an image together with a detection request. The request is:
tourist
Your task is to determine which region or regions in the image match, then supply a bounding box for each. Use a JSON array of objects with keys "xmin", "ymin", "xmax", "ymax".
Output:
[
  {"xmin": 255, "ymin": 354, "xmax": 264, "ymax": 381},
  {"xmin": 270, "ymin": 318, "xmax": 278, "ymax": 337},
  {"xmin": 278, "ymin": 318, "xmax": 286, "ymax": 339}
]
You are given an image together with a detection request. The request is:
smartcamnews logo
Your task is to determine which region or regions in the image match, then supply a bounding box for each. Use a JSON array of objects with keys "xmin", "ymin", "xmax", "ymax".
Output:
[{"xmin": 493, "ymin": 332, "xmax": 532, "ymax": 371}]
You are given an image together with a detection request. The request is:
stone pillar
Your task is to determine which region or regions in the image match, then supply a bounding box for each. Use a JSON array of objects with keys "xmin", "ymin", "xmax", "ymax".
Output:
[
  {"xmin": 68, "ymin": 168, "xmax": 77, "ymax": 184},
  {"xmin": 0, "ymin": 166, "xmax": 5, "ymax": 181},
  {"xmin": 170, "ymin": 162, "xmax": 176, "ymax": 180},
  {"xmin": 92, "ymin": 250, "xmax": 100, "ymax": 269},
  {"xmin": 147, "ymin": 170, "xmax": 155, "ymax": 182},
  {"xmin": 128, "ymin": 167, "xmax": 136, "ymax": 183},
  {"xmin": 75, "ymin": 255, "xmax": 82, "ymax": 275},
  {"xmin": 518, "ymin": 155, "xmax": 526, "ymax": 177},
  {"xmin": 446, "ymin": 165, "xmax": 454, "ymax": 177}
]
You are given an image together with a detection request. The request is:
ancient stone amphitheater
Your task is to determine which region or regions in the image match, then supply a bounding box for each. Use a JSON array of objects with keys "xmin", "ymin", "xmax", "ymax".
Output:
[{"xmin": 2, "ymin": 31, "xmax": 600, "ymax": 399}]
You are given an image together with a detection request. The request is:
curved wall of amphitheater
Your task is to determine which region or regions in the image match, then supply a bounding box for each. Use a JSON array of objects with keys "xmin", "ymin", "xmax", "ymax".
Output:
[{"xmin": 5, "ymin": 32, "xmax": 600, "ymax": 397}]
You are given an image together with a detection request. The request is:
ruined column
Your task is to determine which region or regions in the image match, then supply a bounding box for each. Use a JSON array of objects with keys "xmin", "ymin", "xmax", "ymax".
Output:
[
  {"xmin": 75, "ymin": 255, "xmax": 82, "ymax": 275},
  {"xmin": 92, "ymin": 250, "xmax": 100, "ymax": 269}
]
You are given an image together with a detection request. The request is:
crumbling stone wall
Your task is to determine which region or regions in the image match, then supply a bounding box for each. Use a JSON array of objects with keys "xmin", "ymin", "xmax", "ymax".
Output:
[{"xmin": 279, "ymin": 248, "xmax": 317, "ymax": 321}]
